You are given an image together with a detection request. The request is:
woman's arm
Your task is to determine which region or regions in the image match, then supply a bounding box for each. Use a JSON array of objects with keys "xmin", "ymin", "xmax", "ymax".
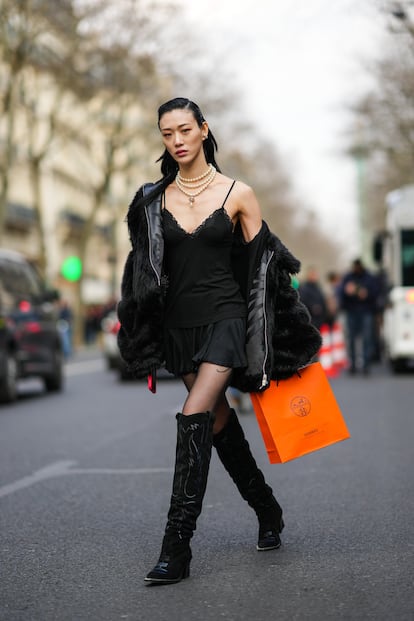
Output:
[{"xmin": 235, "ymin": 182, "xmax": 263, "ymax": 242}]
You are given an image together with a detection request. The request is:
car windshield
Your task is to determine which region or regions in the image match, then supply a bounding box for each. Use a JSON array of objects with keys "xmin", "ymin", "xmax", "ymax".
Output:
[{"xmin": 0, "ymin": 259, "xmax": 42, "ymax": 300}]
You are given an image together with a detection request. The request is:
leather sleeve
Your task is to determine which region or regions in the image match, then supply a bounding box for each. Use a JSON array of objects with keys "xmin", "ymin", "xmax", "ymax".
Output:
[{"xmin": 116, "ymin": 185, "xmax": 164, "ymax": 377}]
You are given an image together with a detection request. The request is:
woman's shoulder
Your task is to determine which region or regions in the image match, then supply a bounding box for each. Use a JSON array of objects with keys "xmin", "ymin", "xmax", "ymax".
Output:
[
  {"xmin": 226, "ymin": 176, "xmax": 254, "ymax": 197},
  {"xmin": 215, "ymin": 173, "xmax": 249, "ymax": 191},
  {"xmin": 216, "ymin": 175, "xmax": 256, "ymax": 208}
]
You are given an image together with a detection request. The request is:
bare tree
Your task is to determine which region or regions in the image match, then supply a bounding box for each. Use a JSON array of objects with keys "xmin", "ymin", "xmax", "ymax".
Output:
[
  {"xmin": 347, "ymin": 5, "xmax": 414, "ymax": 239},
  {"xmin": 59, "ymin": 37, "xmax": 164, "ymax": 344},
  {"xmin": 0, "ymin": 0, "xmax": 99, "ymax": 251},
  {"xmin": 0, "ymin": 0, "xmax": 54, "ymax": 242},
  {"xmin": 218, "ymin": 129, "xmax": 341, "ymax": 271},
  {"xmin": 18, "ymin": 68, "xmax": 74, "ymax": 276}
]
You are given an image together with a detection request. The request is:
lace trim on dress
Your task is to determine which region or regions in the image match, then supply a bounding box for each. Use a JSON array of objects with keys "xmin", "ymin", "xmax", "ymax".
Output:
[
  {"xmin": 163, "ymin": 206, "xmax": 233, "ymax": 237},
  {"xmin": 162, "ymin": 179, "xmax": 236, "ymax": 236}
]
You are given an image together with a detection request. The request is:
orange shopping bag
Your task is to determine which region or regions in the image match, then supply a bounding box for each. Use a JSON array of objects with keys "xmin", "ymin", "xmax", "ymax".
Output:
[{"xmin": 250, "ymin": 362, "xmax": 350, "ymax": 463}]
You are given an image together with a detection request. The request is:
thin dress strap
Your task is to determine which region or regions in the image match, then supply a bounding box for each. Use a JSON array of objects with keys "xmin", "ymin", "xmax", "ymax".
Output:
[{"xmin": 221, "ymin": 180, "xmax": 236, "ymax": 209}]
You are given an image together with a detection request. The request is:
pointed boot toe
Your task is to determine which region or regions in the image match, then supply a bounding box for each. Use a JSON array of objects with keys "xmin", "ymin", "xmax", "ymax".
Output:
[{"xmin": 144, "ymin": 544, "xmax": 192, "ymax": 585}]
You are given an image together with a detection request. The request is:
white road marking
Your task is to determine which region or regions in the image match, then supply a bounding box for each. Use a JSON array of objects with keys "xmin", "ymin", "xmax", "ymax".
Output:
[
  {"xmin": 0, "ymin": 460, "xmax": 76, "ymax": 498},
  {"xmin": 0, "ymin": 460, "xmax": 173, "ymax": 499},
  {"xmin": 68, "ymin": 467, "xmax": 173, "ymax": 474}
]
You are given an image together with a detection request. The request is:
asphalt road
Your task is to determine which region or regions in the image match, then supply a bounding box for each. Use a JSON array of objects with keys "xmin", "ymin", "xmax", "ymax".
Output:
[{"xmin": 0, "ymin": 349, "xmax": 413, "ymax": 621}]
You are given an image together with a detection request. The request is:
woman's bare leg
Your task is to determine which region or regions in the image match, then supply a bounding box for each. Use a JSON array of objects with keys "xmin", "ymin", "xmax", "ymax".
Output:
[{"xmin": 181, "ymin": 363, "xmax": 232, "ymax": 434}]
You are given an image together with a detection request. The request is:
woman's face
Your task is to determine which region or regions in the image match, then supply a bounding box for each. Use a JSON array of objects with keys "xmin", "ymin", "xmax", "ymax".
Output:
[{"xmin": 159, "ymin": 108, "xmax": 208, "ymax": 165}]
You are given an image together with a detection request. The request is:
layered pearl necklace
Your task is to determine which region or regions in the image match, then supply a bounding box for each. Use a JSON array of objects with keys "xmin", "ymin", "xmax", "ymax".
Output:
[{"xmin": 175, "ymin": 164, "xmax": 216, "ymax": 205}]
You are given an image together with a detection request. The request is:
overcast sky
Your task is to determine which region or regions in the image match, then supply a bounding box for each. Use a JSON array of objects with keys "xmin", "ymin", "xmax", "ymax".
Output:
[{"xmin": 172, "ymin": 0, "xmax": 387, "ymax": 255}]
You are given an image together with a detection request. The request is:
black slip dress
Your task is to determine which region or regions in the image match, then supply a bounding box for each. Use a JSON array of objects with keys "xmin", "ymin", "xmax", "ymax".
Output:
[{"xmin": 162, "ymin": 181, "xmax": 247, "ymax": 376}]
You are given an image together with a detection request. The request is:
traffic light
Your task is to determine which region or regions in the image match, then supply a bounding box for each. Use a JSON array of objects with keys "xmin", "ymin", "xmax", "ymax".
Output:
[{"xmin": 61, "ymin": 256, "xmax": 82, "ymax": 282}]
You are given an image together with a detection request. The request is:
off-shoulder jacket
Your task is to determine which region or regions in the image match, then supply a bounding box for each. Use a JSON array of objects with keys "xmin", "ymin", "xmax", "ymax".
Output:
[{"xmin": 117, "ymin": 181, "xmax": 321, "ymax": 393}]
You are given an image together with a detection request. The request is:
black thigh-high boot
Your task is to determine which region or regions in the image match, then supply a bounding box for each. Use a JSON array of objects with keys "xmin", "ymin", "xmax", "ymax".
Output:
[
  {"xmin": 145, "ymin": 411, "xmax": 214, "ymax": 585},
  {"xmin": 213, "ymin": 409, "xmax": 284, "ymax": 551}
]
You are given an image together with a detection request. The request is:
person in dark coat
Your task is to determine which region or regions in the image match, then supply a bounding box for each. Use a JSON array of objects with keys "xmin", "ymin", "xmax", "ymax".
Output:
[
  {"xmin": 117, "ymin": 97, "xmax": 321, "ymax": 585},
  {"xmin": 298, "ymin": 266, "xmax": 329, "ymax": 330},
  {"xmin": 338, "ymin": 258, "xmax": 378, "ymax": 374}
]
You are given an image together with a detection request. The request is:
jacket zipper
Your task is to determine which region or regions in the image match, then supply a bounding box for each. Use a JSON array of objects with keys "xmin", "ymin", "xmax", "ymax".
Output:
[
  {"xmin": 260, "ymin": 250, "xmax": 274, "ymax": 389},
  {"xmin": 144, "ymin": 205, "xmax": 161, "ymax": 286}
]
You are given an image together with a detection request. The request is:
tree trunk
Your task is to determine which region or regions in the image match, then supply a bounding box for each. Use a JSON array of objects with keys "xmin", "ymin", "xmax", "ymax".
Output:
[
  {"xmin": 71, "ymin": 180, "xmax": 108, "ymax": 348},
  {"xmin": 29, "ymin": 160, "xmax": 48, "ymax": 276},
  {"xmin": 0, "ymin": 77, "xmax": 16, "ymax": 244},
  {"xmin": 72, "ymin": 278, "xmax": 84, "ymax": 349}
]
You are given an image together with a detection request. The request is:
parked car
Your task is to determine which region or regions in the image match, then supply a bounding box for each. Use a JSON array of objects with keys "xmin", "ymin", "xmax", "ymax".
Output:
[
  {"xmin": 0, "ymin": 249, "xmax": 63, "ymax": 403},
  {"xmin": 101, "ymin": 311, "xmax": 121, "ymax": 370},
  {"xmin": 101, "ymin": 310, "xmax": 175, "ymax": 382}
]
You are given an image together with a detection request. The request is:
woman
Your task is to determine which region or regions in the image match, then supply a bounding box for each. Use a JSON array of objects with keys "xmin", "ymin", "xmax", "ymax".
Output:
[{"xmin": 117, "ymin": 97, "xmax": 321, "ymax": 585}]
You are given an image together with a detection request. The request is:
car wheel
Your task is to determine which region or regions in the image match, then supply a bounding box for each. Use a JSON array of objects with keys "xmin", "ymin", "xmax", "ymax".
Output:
[
  {"xmin": 44, "ymin": 348, "xmax": 64, "ymax": 392},
  {"xmin": 0, "ymin": 351, "xmax": 18, "ymax": 403}
]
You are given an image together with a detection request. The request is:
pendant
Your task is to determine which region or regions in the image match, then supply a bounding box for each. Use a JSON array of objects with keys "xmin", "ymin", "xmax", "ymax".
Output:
[{"xmin": 189, "ymin": 196, "xmax": 195, "ymax": 205}]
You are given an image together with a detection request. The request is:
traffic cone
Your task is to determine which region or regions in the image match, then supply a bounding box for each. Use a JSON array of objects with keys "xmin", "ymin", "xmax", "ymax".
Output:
[
  {"xmin": 318, "ymin": 324, "xmax": 339, "ymax": 378},
  {"xmin": 331, "ymin": 321, "xmax": 347, "ymax": 373}
]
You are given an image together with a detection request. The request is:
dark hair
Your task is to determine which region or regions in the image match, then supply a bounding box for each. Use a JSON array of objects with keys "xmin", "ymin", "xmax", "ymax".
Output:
[
  {"xmin": 352, "ymin": 258, "xmax": 364, "ymax": 269},
  {"xmin": 130, "ymin": 98, "xmax": 221, "ymax": 210}
]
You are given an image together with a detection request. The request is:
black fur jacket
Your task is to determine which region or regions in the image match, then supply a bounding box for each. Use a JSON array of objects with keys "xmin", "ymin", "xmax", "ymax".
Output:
[{"xmin": 117, "ymin": 182, "xmax": 322, "ymax": 392}]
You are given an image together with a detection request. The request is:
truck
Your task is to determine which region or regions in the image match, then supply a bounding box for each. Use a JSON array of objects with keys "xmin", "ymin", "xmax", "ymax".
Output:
[{"xmin": 374, "ymin": 184, "xmax": 414, "ymax": 372}]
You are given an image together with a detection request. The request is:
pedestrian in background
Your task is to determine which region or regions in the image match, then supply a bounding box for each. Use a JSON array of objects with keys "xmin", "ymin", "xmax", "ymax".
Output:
[
  {"xmin": 338, "ymin": 258, "xmax": 378, "ymax": 375},
  {"xmin": 58, "ymin": 299, "xmax": 73, "ymax": 358},
  {"xmin": 298, "ymin": 266, "xmax": 329, "ymax": 330},
  {"xmin": 325, "ymin": 271, "xmax": 342, "ymax": 326},
  {"xmin": 117, "ymin": 97, "xmax": 321, "ymax": 585}
]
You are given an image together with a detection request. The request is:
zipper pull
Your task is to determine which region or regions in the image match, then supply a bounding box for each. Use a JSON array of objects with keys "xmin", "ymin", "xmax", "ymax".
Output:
[{"xmin": 260, "ymin": 373, "xmax": 268, "ymax": 389}]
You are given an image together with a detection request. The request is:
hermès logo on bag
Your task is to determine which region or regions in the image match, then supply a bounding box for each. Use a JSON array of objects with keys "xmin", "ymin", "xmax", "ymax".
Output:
[{"xmin": 290, "ymin": 396, "xmax": 311, "ymax": 417}]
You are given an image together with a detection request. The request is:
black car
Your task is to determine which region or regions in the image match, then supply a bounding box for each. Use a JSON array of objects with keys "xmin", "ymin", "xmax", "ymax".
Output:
[{"xmin": 0, "ymin": 249, "xmax": 63, "ymax": 403}]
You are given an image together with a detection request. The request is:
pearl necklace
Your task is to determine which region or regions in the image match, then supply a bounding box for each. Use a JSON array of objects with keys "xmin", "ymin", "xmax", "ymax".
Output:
[
  {"xmin": 175, "ymin": 165, "xmax": 216, "ymax": 205},
  {"xmin": 178, "ymin": 164, "xmax": 214, "ymax": 183}
]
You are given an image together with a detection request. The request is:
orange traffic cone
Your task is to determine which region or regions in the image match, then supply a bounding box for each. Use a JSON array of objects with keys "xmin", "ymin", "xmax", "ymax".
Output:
[
  {"xmin": 318, "ymin": 324, "xmax": 339, "ymax": 378},
  {"xmin": 331, "ymin": 321, "xmax": 347, "ymax": 373}
]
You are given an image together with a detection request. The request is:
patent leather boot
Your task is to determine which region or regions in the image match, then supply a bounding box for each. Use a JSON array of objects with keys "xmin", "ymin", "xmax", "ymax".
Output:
[
  {"xmin": 145, "ymin": 411, "xmax": 214, "ymax": 585},
  {"xmin": 213, "ymin": 409, "xmax": 284, "ymax": 551}
]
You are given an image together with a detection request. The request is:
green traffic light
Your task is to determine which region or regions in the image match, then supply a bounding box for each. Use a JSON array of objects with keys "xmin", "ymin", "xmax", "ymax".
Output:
[{"xmin": 61, "ymin": 256, "xmax": 82, "ymax": 281}]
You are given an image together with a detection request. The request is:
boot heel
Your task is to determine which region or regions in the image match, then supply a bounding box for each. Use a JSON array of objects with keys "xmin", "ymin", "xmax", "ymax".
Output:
[
  {"xmin": 144, "ymin": 554, "xmax": 191, "ymax": 585},
  {"xmin": 279, "ymin": 518, "xmax": 285, "ymax": 533}
]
